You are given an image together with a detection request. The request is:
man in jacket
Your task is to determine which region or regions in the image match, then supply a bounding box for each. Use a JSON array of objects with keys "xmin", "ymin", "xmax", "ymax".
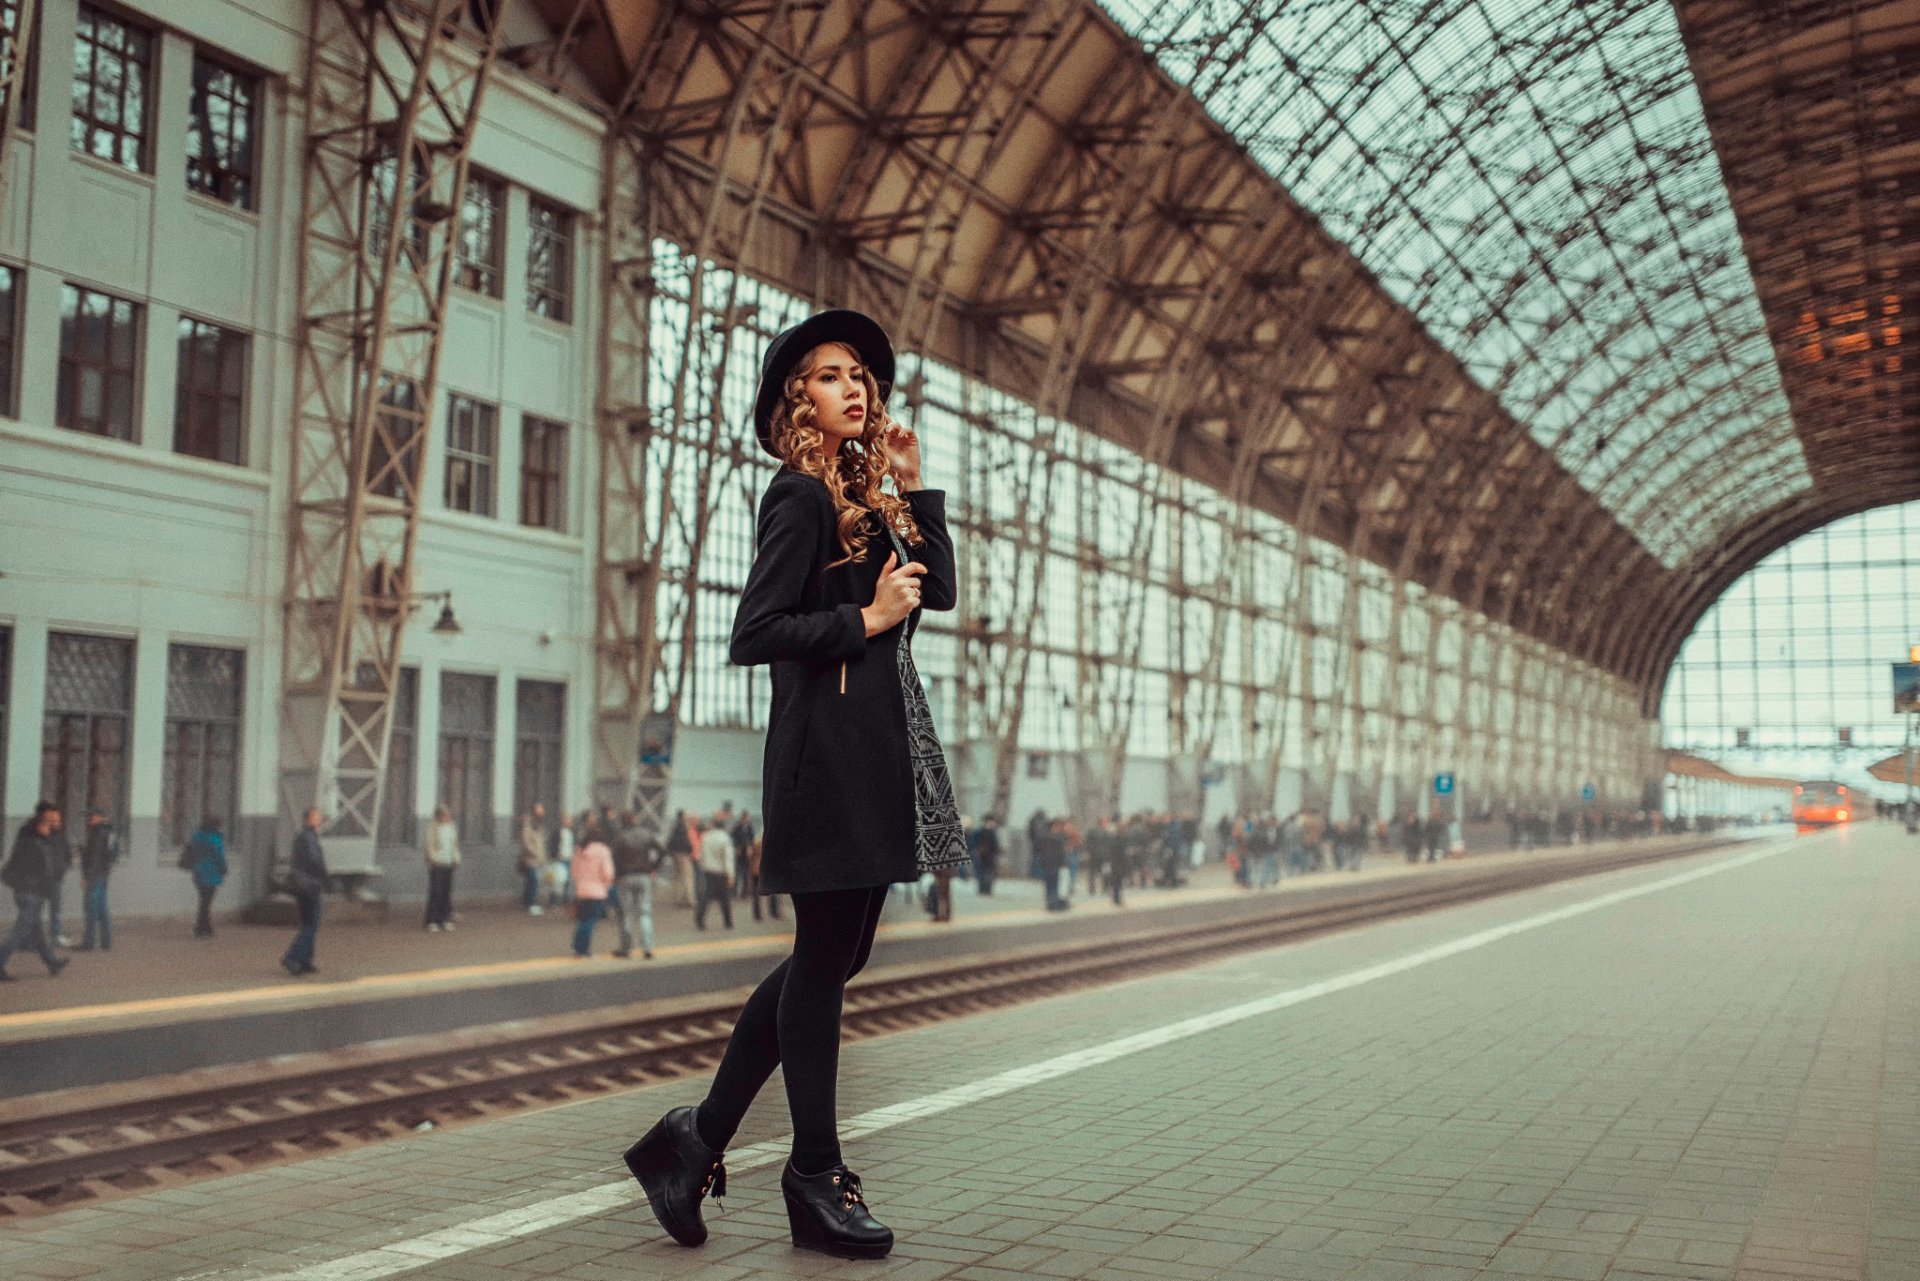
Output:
[
  {"xmin": 610, "ymin": 810, "xmax": 661, "ymax": 960},
  {"xmin": 1, "ymin": 803, "xmax": 69, "ymax": 979},
  {"xmin": 730, "ymin": 810, "xmax": 757, "ymax": 901},
  {"xmin": 78, "ymin": 808, "xmax": 120, "ymax": 951},
  {"xmin": 283, "ymin": 808, "xmax": 328, "ymax": 976}
]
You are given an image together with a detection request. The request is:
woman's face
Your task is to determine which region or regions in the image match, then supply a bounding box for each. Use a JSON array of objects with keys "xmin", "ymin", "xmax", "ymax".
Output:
[{"xmin": 799, "ymin": 342, "xmax": 871, "ymax": 444}]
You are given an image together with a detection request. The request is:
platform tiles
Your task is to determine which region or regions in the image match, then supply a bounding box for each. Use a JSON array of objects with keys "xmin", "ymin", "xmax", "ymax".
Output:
[{"xmin": 1, "ymin": 826, "xmax": 1914, "ymax": 1281}]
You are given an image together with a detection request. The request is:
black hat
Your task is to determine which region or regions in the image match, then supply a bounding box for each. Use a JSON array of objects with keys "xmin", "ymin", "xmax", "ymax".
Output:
[{"xmin": 752, "ymin": 309, "xmax": 894, "ymax": 458}]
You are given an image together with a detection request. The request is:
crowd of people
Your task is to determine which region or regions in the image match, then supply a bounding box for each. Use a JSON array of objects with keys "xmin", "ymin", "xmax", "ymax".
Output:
[{"xmin": 0, "ymin": 789, "xmax": 1752, "ymax": 983}]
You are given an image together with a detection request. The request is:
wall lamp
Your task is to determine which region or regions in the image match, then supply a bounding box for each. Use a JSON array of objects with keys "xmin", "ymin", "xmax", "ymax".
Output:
[{"xmin": 410, "ymin": 590, "xmax": 462, "ymax": 635}]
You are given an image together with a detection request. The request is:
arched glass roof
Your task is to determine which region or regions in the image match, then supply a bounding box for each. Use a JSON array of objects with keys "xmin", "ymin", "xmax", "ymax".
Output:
[{"xmin": 1098, "ymin": 0, "xmax": 1810, "ymax": 568}]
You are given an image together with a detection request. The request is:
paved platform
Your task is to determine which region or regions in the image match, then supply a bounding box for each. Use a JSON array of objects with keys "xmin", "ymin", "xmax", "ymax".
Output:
[
  {"xmin": 0, "ymin": 832, "xmax": 1734, "ymax": 1096},
  {"xmin": 4, "ymin": 821, "xmax": 1913, "ymax": 1281}
]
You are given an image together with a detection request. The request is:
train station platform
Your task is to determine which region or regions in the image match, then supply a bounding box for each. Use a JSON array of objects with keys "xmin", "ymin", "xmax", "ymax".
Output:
[
  {"xmin": 0, "ymin": 831, "xmax": 1735, "ymax": 1096},
  {"xmin": 4, "ymin": 821, "xmax": 1914, "ymax": 1281}
]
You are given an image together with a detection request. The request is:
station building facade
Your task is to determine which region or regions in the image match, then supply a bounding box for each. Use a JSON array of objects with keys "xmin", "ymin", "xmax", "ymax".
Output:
[{"xmin": 0, "ymin": 0, "xmax": 1658, "ymax": 918}]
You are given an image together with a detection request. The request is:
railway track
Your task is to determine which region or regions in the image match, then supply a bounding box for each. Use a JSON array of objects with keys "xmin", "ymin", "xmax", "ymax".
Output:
[{"xmin": 0, "ymin": 836, "xmax": 1739, "ymax": 1217}]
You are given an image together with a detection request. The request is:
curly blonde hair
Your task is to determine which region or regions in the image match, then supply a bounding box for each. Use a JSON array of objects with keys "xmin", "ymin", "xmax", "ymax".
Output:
[{"xmin": 769, "ymin": 342, "xmax": 922, "ymax": 568}]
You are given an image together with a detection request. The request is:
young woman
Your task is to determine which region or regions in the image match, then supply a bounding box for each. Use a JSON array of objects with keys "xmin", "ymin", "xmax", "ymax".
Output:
[{"xmin": 624, "ymin": 310, "xmax": 967, "ymax": 1260}]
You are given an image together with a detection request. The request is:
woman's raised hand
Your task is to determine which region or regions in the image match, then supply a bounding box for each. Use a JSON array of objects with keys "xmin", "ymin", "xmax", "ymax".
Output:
[{"xmin": 862, "ymin": 551, "xmax": 927, "ymax": 636}]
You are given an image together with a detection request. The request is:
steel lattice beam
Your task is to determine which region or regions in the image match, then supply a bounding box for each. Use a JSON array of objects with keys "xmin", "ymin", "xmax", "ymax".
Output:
[{"xmin": 279, "ymin": 0, "xmax": 505, "ymax": 859}]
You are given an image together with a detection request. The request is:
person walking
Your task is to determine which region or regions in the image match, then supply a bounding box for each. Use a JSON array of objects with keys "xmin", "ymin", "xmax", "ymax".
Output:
[
  {"xmin": 624, "ymin": 310, "xmax": 966, "ymax": 1261},
  {"xmin": 611, "ymin": 810, "xmax": 661, "ymax": 960},
  {"xmin": 570, "ymin": 820, "xmax": 615, "ymax": 958},
  {"xmin": 283, "ymin": 808, "xmax": 329, "ymax": 976},
  {"xmin": 518, "ymin": 802, "xmax": 548, "ymax": 916},
  {"xmin": 43, "ymin": 807, "xmax": 75, "ymax": 948},
  {"xmin": 694, "ymin": 819, "xmax": 735, "ymax": 931},
  {"xmin": 423, "ymin": 805, "xmax": 460, "ymax": 931},
  {"xmin": 77, "ymin": 808, "xmax": 121, "ymax": 951},
  {"xmin": 0, "ymin": 803, "xmax": 69, "ymax": 980},
  {"xmin": 181, "ymin": 817, "xmax": 228, "ymax": 937}
]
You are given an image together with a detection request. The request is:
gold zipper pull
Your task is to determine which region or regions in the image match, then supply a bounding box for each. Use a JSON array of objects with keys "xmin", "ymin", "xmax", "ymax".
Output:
[{"xmin": 840, "ymin": 662, "xmax": 847, "ymax": 695}]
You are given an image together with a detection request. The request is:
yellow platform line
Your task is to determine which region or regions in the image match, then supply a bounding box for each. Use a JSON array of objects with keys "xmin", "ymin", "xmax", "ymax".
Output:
[{"xmin": 0, "ymin": 896, "xmax": 1123, "ymax": 1034}]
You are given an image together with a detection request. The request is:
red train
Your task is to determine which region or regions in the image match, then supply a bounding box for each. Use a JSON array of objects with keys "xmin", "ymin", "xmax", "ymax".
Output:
[{"xmin": 1791, "ymin": 780, "xmax": 1852, "ymax": 826}]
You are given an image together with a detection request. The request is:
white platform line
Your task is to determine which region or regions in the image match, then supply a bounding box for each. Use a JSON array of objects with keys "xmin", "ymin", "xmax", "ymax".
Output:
[{"xmin": 208, "ymin": 842, "xmax": 1789, "ymax": 1281}]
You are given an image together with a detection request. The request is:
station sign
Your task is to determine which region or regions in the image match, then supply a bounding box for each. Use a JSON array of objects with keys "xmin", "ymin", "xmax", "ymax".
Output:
[
  {"xmin": 1581, "ymin": 783, "xmax": 1596, "ymax": 803},
  {"xmin": 1433, "ymin": 772, "xmax": 1454, "ymax": 796}
]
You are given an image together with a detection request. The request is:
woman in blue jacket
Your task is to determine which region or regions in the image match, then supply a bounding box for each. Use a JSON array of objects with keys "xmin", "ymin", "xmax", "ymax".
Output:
[{"xmin": 183, "ymin": 817, "xmax": 227, "ymax": 937}]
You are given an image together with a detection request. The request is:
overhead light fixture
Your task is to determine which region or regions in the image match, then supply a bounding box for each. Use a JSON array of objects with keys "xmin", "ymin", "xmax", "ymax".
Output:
[{"xmin": 432, "ymin": 601, "xmax": 462, "ymax": 635}]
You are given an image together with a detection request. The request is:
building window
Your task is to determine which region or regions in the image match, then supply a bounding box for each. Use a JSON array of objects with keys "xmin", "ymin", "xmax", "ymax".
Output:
[
  {"xmin": 526, "ymin": 197, "xmax": 573, "ymax": 322},
  {"xmin": 186, "ymin": 53, "xmax": 258, "ymax": 210},
  {"xmin": 455, "ymin": 172, "xmax": 504, "ymax": 297},
  {"xmin": 521, "ymin": 415, "xmax": 565, "ymax": 531},
  {"xmin": 57, "ymin": 284, "xmax": 142, "ymax": 441},
  {"xmin": 41, "ymin": 633, "xmax": 133, "ymax": 831},
  {"xmin": 1, "ymin": 0, "xmax": 39, "ymax": 131},
  {"xmin": 368, "ymin": 372, "xmax": 420, "ymax": 499},
  {"xmin": 439, "ymin": 672, "xmax": 495, "ymax": 844},
  {"xmin": 512, "ymin": 680, "xmax": 564, "ymax": 824},
  {"xmin": 0, "ymin": 263, "xmax": 20, "ymax": 417},
  {"xmin": 175, "ymin": 316, "xmax": 247, "ymax": 464},
  {"xmin": 445, "ymin": 394, "xmax": 496, "ymax": 516},
  {"xmin": 380, "ymin": 667, "xmax": 418, "ymax": 847},
  {"xmin": 161, "ymin": 644, "xmax": 242, "ymax": 848},
  {"xmin": 71, "ymin": 4, "xmax": 153, "ymax": 172},
  {"xmin": 368, "ymin": 143, "xmax": 430, "ymax": 272}
]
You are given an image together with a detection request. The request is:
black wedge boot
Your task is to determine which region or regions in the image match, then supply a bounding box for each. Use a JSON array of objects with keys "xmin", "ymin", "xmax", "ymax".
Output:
[
  {"xmin": 623, "ymin": 1106, "xmax": 726, "ymax": 1247},
  {"xmin": 782, "ymin": 1161, "xmax": 893, "ymax": 1259}
]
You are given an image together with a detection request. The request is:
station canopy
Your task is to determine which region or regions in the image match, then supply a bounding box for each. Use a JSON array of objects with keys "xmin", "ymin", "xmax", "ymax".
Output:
[{"xmin": 532, "ymin": 0, "xmax": 1919, "ymax": 709}]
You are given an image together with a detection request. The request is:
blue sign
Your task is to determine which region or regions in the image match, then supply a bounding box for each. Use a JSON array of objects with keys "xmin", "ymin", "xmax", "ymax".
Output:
[
  {"xmin": 1434, "ymin": 773, "xmax": 1454, "ymax": 796},
  {"xmin": 1582, "ymin": 783, "xmax": 1596, "ymax": 803}
]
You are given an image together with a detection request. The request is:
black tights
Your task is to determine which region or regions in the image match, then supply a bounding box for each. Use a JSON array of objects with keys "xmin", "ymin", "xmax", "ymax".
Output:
[{"xmin": 695, "ymin": 885, "xmax": 888, "ymax": 1172}]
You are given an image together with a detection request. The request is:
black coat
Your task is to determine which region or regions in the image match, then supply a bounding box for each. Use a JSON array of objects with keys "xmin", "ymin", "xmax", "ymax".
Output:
[
  {"xmin": 2, "ymin": 829, "xmax": 62, "ymax": 898},
  {"xmin": 731, "ymin": 470, "xmax": 956, "ymax": 894}
]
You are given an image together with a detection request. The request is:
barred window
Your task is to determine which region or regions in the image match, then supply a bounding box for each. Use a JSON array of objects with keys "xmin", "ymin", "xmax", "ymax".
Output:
[
  {"xmin": 455, "ymin": 172, "xmax": 504, "ymax": 297},
  {"xmin": 367, "ymin": 143, "xmax": 430, "ymax": 272},
  {"xmin": 1, "ymin": 0, "xmax": 39, "ymax": 131},
  {"xmin": 0, "ymin": 263, "xmax": 20, "ymax": 417},
  {"xmin": 368, "ymin": 372, "xmax": 420, "ymax": 499},
  {"xmin": 521, "ymin": 415, "xmax": 565, "ymax": 531},
  {"xmin": 71, "ymin": 4, "xmax": 153, "ymax": 172},
  {"xmin": 41, "ymin": 633, "xmax": 133, "ymax": 831},
  {"xmin": 57, "ymin": 283, "xmax": 141, "ymax": 441},
  {"xmin": 186, "ymin": 53, "xmax": 257, "ymax": 209},
  {"xmin": 444, "ymin": 394, "xmax": 497, "ymax": 516},
  {"xmin": 438, "ymin": 672, "xmax": 495, "ymax": 844},
  {"xmin": 380, "ymin": 667, "xmax": 418, "ymax": 847},
  {"xmin": 526, "ymin": 197, "xmax": 573, "ymax": 322},
  {"xmin": 512, "ymin": 680, "xmax": 564, "ymax": 825},
  {"xmin": 175, "ymin": 316, "xmax": 247, "ymax": 464},
  {"xmin": 161, "ymin": 644, "xmax": 242, "ymax": 848}
]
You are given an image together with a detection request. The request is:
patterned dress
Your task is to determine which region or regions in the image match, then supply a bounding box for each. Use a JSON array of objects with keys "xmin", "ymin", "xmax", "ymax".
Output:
[{"xmin": 883, "ymin": 525, "xmax": 970, "ymax": 874}]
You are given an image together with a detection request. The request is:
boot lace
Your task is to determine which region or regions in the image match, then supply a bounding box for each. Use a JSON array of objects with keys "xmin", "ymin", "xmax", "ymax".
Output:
[
  {"xmin": 700, "ymin": 1152, "xmax": 727, "ymax": 1204},
  {"xmin": 831, "ymin": 1169, "xmax": 866, "ymax": 1212}
]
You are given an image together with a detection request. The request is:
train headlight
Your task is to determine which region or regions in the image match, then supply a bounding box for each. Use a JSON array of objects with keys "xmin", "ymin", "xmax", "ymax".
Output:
[{"xmin": 1837, "ymin": 810, "xmax": 1849, "ymax": 821}]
